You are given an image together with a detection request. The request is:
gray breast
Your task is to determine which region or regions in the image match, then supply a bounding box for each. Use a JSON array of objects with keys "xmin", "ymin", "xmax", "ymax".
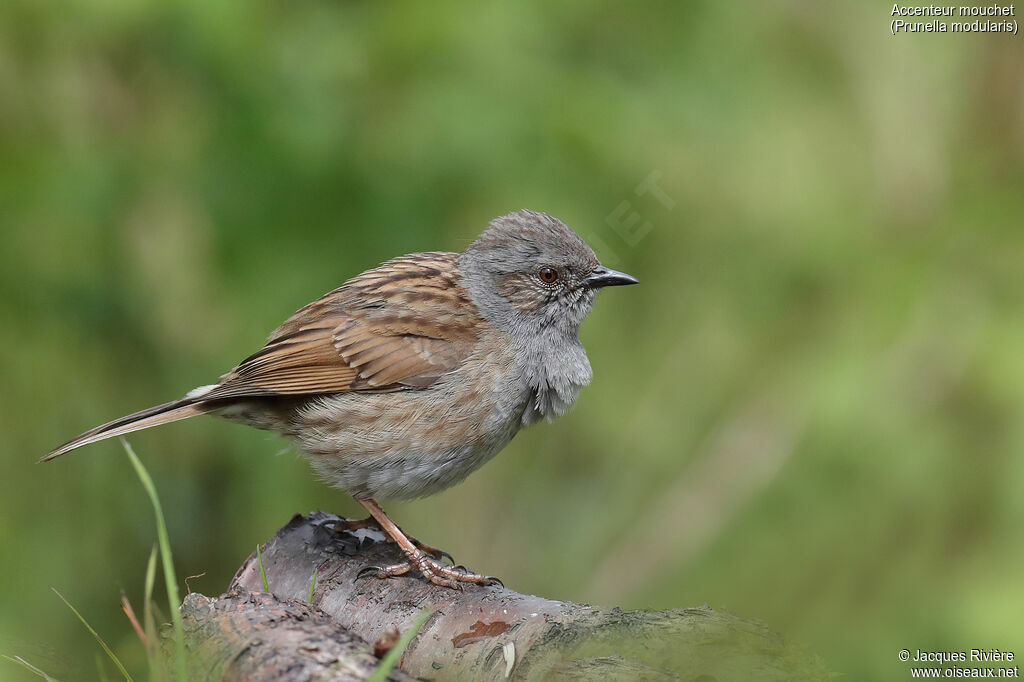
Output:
[
  {"xmin": 293, "ymin": 341, "xmax": 530, "ymax": 499},
  {"xmin": 519, "ymin": 340, "xmax": 593, "ymax": 426}
]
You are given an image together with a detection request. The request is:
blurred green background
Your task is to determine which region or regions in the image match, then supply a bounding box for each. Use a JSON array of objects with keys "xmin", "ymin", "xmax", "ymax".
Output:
[{"xmin": 2, "ymin": 0, "xmax": 1023, "ymax": 679}]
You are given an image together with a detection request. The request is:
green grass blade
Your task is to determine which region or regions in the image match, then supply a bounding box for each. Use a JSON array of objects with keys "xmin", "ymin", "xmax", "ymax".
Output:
[
  {"xmin": 51, "ymin": 588, "xmax": 132, "ymax": 681},
  {"xmin": 122, "ymin": 439, "xmax": 187, "ymax": 682},
  {"xmin": 143, "ymin": 545, "xmax": 157, "ymax": 631},
  {"xmin": 256, "ymin": 545, "xmax": 269, "ymax": 592},
  {"xmin": 142, "ymin": 544, "xmax": 158, "ymax": 647},
  {"xmin": 142, "ymin": 546, "xmax": 163, "ymax": 682},
  {"xmin": 1, "ymin": 654, "xmax": 60, "ymax": 681},
  {"xmin": 307, "ymin": 566, "xmax": 318, "ymax": 603},
  {"xmin": 367, "ymin": 608, "xmax": 432, "ymax": 682}
]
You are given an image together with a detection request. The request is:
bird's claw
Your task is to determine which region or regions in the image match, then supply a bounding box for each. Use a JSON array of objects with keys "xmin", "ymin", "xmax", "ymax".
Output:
[
  {"xmin": 355, "ymin": 565, "xmax": 386, "ymax": 582},
  {"xmin": 445, "ymin": 564, "xmax": 500, "ymax": 585},
  {"xmin": 356, "ymin": 555, "xmax": 501, "ymax": 589}
]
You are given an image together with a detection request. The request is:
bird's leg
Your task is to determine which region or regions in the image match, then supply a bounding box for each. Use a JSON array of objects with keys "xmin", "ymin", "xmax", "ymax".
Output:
[
  {"xmin": 333, "ymin": 515, "xmax": 453, "ymax": 563},
  {"xmin": 354, "ymin": 498, "xmax": 499, "ymax": 589}
]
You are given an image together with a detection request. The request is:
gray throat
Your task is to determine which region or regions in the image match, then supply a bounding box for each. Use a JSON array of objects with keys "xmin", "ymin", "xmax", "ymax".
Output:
[
  {"xmin": 517, "ymin": 331, "xmax": 593, "ymax": 425},
  {"xmin": 459, "ymin": 253, "xmax": 593, "ymax": 426}
]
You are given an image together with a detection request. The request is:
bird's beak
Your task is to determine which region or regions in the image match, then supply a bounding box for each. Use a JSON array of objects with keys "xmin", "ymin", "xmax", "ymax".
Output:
[{"xmin": 583, "ymin": 265, "xmax": 639, "ymax": 289}]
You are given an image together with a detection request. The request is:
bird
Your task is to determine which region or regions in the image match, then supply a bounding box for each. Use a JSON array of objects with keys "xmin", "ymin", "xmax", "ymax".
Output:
[{"xmin": 44, "ymin": 209, "xmax": 638, "ymax": 588}]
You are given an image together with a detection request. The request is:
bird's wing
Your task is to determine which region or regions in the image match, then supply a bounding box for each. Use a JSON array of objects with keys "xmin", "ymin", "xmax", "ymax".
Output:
[{"xmin": 201, "ymin": 252, "xmax": 482, "ymax": 400}]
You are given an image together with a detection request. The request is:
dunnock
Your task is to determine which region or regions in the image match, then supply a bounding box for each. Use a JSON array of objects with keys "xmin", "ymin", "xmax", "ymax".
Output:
[{"xmin": 45, "ymin": 209, "xmax": 637, "ymax": 587}]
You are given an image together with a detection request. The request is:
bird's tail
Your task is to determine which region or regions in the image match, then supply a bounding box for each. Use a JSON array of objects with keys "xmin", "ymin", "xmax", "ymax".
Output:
[{"xmin": 41, "ymin": 398, "xmax": 216, "ymax": 462}]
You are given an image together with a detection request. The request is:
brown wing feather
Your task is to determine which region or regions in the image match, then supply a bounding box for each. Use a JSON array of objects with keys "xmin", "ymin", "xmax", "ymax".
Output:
[{"xmin": 202, "ymin": 252, "xmax": 481, "ymax": 400}]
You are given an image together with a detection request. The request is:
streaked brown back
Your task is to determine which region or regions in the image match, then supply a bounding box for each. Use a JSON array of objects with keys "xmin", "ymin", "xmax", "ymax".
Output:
[{"xmin": 202, "ymin": 252, "xmax": 483, "ymax": 400}]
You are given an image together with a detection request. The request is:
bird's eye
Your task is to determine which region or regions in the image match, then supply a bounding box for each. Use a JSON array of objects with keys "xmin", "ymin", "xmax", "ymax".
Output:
[{"xmin": 538, "ymin": 267, "xmax": 559, "ymax": 284}]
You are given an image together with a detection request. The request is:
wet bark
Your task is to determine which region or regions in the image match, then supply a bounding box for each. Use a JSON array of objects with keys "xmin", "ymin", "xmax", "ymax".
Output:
[{"xmin": 180, "ymin": 511, "xmax": 830, "ymax": 681}]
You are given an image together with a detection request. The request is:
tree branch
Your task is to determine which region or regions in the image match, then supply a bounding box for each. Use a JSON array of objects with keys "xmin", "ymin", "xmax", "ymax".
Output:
[{"xmin": 180, "ymin": 512, "xmax": 830, "ymax": 681}]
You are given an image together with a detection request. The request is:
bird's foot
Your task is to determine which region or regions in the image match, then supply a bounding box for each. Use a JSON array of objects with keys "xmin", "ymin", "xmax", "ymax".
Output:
[
  {"xmin": 404, "ymin": 535, "xmax": 454, "ymax": 565},
  {"xmin": 333, "ymin": 516, "xmax": 454, "ymax": 564},
  {"xmin": 356, "ymin": 551, "xmax": 502, "ymax": 589},
  {"xmin": 352, "ymin": 498, "xmax": 496, "ymax": 589}
]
